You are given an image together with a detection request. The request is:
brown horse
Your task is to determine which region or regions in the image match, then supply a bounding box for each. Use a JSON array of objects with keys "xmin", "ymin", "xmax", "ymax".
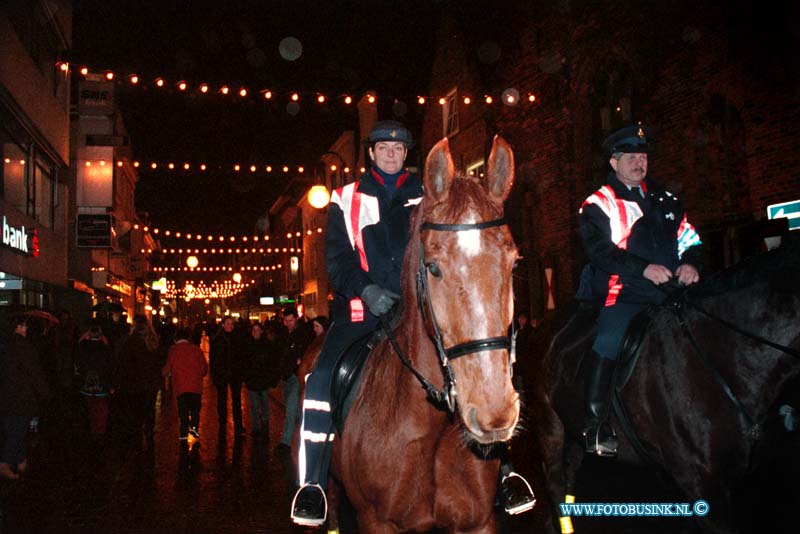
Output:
[{"xmin": 302, "ymin": 136, "xmax": 521, "ymax": 533}]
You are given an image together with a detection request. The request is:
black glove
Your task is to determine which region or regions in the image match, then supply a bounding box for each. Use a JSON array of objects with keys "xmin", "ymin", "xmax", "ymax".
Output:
[{"xmin": 360, "ymin": 284, "xmax": 400, "ymax": 316}]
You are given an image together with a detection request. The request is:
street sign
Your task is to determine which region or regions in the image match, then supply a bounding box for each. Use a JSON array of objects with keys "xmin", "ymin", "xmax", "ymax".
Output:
[{"xmin": 767, "ymin": 199, "xmax": 800, "ymax": 231}]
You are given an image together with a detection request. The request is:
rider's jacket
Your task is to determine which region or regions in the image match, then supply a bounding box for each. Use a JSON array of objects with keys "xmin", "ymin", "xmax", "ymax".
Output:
[
  {"xmin": 326, "ymin": 168, "xmax": 423, "ymax": 324},
  {"xmin": 579, "ymin": 173, "xmax": 702, "ymax": 307}
]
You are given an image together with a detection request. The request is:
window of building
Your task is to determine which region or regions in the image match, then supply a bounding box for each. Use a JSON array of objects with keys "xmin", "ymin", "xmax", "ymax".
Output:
[
  {"xmin": 2, "ymin": 142, "xmax": 28, "ymax": 212},
  {"xmin": 7, "ymin": 0, "xmax": 67, "ymax": 99},
  {"xmin": 443, "ymin": 88, "xmax": 459, "ymax": 137},
  {"xmin": 589, "ymin": 63, "xmax": 638, "ymax": 178},
  {"xmin": 34, "ymin": 159, "xmax": 54, "ymax": 228},
  {"xmin": 1, "ymin": 118, "xmax": 61, "ymax": 229},
  {"xmin": 467, "ymin": 160, "xmax": 485, "ymax": 179}
]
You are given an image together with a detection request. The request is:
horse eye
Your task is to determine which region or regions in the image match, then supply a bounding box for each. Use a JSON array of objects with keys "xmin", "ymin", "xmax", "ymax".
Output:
[{"xmin": 427, "ymin": 262, "xmax": 443, "ymax": 278}]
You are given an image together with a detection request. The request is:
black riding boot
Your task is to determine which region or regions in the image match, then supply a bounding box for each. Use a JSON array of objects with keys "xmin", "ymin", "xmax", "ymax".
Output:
[{"xmin": 582, "ymin": 351, "xmax": 618, "ymax": 457}]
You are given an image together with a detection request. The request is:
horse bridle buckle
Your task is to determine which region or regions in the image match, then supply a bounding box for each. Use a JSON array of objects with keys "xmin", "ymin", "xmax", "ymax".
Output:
[{"xmin": 445, "ymin": 383, "xmax": 457, "ymax": 412}]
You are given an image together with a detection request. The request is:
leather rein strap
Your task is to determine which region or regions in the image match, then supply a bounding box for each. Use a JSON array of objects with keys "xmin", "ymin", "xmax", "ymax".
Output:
[{"xmin": 380, "ymin": 217, "xmax": 511, "ymax": 413}]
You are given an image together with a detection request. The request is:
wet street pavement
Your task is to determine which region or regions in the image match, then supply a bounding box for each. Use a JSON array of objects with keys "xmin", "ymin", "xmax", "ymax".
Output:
[
  {"xmin": 3, "ymin": 351, "xmax": 798, "ymax": 534},
  {"xmin": 0, "ymin": 355, "xmax": 536, "ymax": 534},
  {"xmin": 1, "ymin": 378, "xmax": 305, "ymax": 534}
]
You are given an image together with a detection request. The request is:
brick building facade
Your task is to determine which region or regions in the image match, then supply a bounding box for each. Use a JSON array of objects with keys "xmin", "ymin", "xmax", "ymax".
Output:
[{"xmin": 421, "ymin": 1, "xmax": 800, "ymax": 320}]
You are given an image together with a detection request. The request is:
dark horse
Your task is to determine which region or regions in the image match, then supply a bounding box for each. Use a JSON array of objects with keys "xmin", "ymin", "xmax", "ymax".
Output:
[
  {"xmin": 303, "ymin": 137, "xmax": 522, "ymax": 533},
  {"xmin": 531, "ymin": 237, "xmax": 800, "ymax": 533}
]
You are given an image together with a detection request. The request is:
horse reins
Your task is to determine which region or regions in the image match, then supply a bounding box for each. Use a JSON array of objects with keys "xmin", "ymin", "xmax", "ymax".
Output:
[
  {"xmin": 380, "ymin": 217, "xmax": 512, "ymax": 413},
  {"xmin": 666, "ymin": 291, "xmax": 800, "ymax": 438}
]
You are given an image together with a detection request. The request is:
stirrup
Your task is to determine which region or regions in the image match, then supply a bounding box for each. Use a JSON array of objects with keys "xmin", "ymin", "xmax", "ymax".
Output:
[
  {"xmin": 501, "ymin": 471, "xmax": 537, "ymax": 515},
  {"xmin": 290, "ymin": 483, "xmax": 328, "ymax": 526},
  {"xmin": 583, "ymin": 424, "xmax": 618, "ymax": 457}
]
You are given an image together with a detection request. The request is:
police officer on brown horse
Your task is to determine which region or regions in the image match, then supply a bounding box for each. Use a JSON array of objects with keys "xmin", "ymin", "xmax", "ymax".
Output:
[
  {"xmin": 578, "ymin": 125, "xmax": 702, "ymax": 456},
  {"xmin": 291, "ymin": 120, "xmax": 536, "ymax": 526}
]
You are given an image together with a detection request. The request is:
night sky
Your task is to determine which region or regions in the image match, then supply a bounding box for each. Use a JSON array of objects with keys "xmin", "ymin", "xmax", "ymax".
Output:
[{"xmin": 71, "ymin": 0, "xmax": 443, "ymax": 233}]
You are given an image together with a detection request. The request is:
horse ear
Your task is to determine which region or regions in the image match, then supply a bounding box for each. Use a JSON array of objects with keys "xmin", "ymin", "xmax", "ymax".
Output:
[
  {"xmin": 486, "ymin": 135, "xmax": 515, "ymax": 205},
  {"xmin": 424, "ymin": 138, "xmax": 455, "ymax": 202}
]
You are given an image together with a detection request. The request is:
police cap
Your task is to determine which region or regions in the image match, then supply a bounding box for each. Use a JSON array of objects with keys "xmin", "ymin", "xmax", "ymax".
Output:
[
  {"xmin": 365, "ymin": 120, "xmax": 415, "ymax": 149},
  {"xmin": 602, "ymin": 125, "xmax": 651, "ymax": 156}
]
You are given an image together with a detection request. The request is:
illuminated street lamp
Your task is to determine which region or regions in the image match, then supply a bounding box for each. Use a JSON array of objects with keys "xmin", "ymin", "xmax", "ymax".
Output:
[
  {"xmin": 233, "ymin": 272, "xmax": 242, "ymax": 283},
  {"xmin": 186, "ymin": 255, "xmax": 199, "ymax": 268},
  {"xmin": 308, "ymin": 185, "xmax": 330, "ymax": 209}
]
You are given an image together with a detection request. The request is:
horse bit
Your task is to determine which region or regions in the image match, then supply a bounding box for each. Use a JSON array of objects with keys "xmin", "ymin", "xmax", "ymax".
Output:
[{"xmin": 381, "ymin": 217, "xmax": 513, "ymax": 413}]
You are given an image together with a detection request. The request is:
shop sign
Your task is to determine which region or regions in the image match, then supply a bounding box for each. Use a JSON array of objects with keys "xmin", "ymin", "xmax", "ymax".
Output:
[
  {"xmin": 77, "ymin": 214, "xmax": 113, "ymax": 248},
  {"xmin": 2, "ymin": 216, "xmax": 38, "ymax": 257}
]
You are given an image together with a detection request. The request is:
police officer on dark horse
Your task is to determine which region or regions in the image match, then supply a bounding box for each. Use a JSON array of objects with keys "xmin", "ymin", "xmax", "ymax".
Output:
[
  {"xmin": 290, "ymin": 120, "xmax": 536, "ymax": 526},
  {"xmin": 578, "ymin": 125, "xmax": 702, "ymax": 456}
]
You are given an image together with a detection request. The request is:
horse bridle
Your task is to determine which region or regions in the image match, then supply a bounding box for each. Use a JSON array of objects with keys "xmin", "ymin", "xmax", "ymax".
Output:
[{"xmin": 381, "ymin": 217, "xmax": 512, "ymax": 413}]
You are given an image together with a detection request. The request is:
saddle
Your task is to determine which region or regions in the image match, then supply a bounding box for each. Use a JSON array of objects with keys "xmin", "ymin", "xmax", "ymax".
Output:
[
  {"xmin": 329, "ymin": 307, "xmax": 403, "ymax": 434},
  {"xmin": 571, "ymin": 302, "xmax": 652, "ymax": 391},
  {"xmin": 614, "ymin": 309, "xmax": 652, "ymax": 392}
]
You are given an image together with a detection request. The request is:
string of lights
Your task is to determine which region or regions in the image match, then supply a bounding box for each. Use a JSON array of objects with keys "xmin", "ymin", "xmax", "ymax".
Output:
[
  {"xmin": 160, "ymin": 279, "xmax": 255, "ymax": 300},
  {"xmin": 132, "ymin": 224, "xmax": 321, "ymax": 243},
  {"xmin": 142, "ymin": 246, "xmax": 302, "ymax": 254},
  {"xmin": 60, "ymin": 63, "xmax": 539, "ymax": 107},
  {"xmin": 152, "ymin": 265, "xmax": 283, "ymax": 272},
  {"xmin": 95, "ymin": 159, "xmax": 364, "ymax": 175}
]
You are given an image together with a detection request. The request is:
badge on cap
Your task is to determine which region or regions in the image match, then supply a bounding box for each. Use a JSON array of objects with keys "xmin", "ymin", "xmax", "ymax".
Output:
[
  {"xmin": 390, "ymin": 130, "xmax": 397, "ymax": 138},
  {"xmin": 638, "ymin": 128, "xmax": 645, "ymax": 138}
]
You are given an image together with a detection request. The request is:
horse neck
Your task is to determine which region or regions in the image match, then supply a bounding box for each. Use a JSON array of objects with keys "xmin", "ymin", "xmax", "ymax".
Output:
[{"xmin": 688, "ymin": 281, "xmax": 800, "ymax": 418}]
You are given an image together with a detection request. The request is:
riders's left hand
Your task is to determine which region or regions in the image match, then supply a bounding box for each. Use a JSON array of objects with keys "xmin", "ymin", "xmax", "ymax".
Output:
[{"xmin": 675, "ymin": 264, "xmax": 700, "ymax": 285}]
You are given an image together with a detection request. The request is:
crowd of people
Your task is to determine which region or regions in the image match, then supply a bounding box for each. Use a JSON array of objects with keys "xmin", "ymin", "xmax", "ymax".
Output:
[{"xmin": 0, "ymin": 306, "xmax": 324, "ymax": 481}]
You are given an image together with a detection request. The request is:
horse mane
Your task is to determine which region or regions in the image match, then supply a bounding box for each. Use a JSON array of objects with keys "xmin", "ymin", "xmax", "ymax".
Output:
[{"xmin": 686, "ymin": 235, "xmax": 800, "ymax": 301}]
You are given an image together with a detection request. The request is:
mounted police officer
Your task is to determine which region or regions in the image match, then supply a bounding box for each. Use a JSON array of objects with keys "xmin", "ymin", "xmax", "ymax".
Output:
[
  {"xmin": 291, "ymin": 120, "xmax": 536, "ymax": 526},
  {"xmin": 291, "ymin": 120, "xmax": 425, "ymax": 526},
  {"xmin": 578, "ymin": 125, "xmax": 703, "ymax": 457}
]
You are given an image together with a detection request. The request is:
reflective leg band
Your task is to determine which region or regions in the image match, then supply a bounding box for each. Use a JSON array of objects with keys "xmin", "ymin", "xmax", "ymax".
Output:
[{"xmin": 560, "ymin": 494, "xmax": 575, "ymax": 534}]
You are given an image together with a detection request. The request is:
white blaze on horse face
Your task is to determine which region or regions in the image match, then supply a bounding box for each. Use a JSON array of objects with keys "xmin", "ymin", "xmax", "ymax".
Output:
[{"xmin": 456, "ymin": 229, "xmax": 482, "ymax": 257}]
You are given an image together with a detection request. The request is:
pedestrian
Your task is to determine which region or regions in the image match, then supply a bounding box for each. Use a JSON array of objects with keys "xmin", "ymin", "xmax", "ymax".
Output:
[
  {"xmin": 275, "ymin": 307, "xmax": 311, "ymax": 454},
  {"xmin": 162, "ymin": 328, "xmax": 207, "ymax": 441},
  {"xmin": 578, "ymin": 125, "xmax": 702, "ymax": 456},
  {"xmin": 54, "ymin": 309, "xmax": 79, "ymax": 392},
  {"xmin": 75, "ymin": 322, "xmax": 116, "ymax": 436},
  {"xmin": 513, "ymin": 311, "xmax": 533, "ymax": 353},
  {"xmin": 243, "ymin": 322, "xmax": 276, "ymax": 437},
  {"xmin": 210, "ymin": 316, "xmax": 247, "ymax": 437},
  {"xmin": 0, "ymin": 317, "xmax": 49, "ymax": 480},
  {"xmin": 118, "ymin": 315, "xmax": 162, "ymax": 446},
  {"xmin": 311, "ymin": 316, "xmax": 329, "ymax": 338}
]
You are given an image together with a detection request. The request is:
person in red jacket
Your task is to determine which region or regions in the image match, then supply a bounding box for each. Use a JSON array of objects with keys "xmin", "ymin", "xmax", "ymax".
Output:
[{"xmin": 163, "ymin": 328, "xmax": 208, "ymax": 441}]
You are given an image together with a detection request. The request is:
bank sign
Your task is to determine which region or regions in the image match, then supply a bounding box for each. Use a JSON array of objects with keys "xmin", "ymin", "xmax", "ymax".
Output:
[
  {"xmin": 2, "ymin": 216, "xmax": 39, "ymax": 257},
  {"xmin": 767, "ymin": 200, "xmax": 800, "ymax": 231}
]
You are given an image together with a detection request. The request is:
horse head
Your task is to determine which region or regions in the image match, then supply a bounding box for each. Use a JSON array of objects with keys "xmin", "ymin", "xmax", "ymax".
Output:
[{"xmin": 414, "ymin": 136, "xmax": 520, "ymax": 444}]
